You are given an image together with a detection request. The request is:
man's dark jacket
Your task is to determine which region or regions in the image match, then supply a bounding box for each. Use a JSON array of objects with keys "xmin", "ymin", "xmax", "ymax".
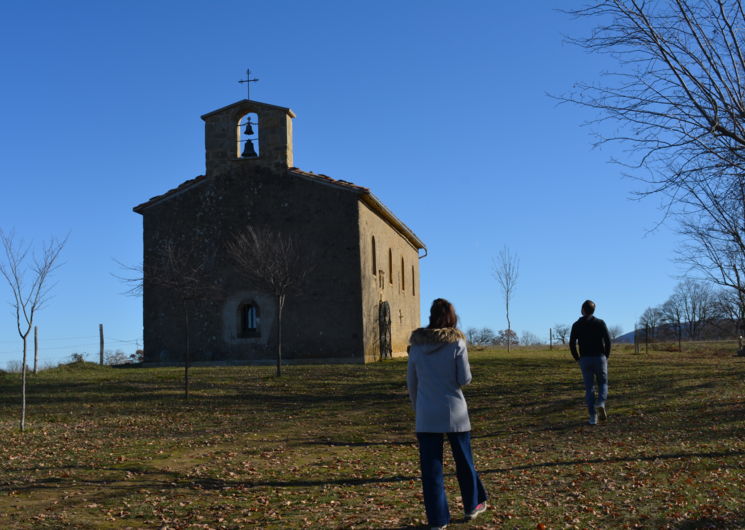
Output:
[{"xmin": 569, "ymin": 315, "xmax": 611, "ymax": 361}]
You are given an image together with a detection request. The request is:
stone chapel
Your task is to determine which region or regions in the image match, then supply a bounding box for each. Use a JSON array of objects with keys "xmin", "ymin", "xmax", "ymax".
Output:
[{"xmin": 133, "ymin": 98, "xmax": 426, "ymax": 364}]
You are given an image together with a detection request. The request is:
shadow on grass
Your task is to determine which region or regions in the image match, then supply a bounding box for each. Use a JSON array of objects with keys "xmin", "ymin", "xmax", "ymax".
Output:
[
  {"xmin": 674, "ymin": 514, "xmax": 745, "ymax": 529},
  {"xmin": 8, "ymin": 448, "xmax": 741, "ymax": 495},
  {"xmin": 480, "ymin": 449, "xmax": 745, "ymax": 475}
]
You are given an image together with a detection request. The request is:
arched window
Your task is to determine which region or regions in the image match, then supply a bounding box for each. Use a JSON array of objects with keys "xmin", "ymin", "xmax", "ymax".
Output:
[
  {"xmin": 401, "ymin": 257, "xmax": 405, "ymax": 291},
  {"xmin": 237, "ymin": 112, "xmax": 259, "ymax": 159},
  {"xmin": 412, "ymin": 266, "xmax": 415, "ymax": 296},
  {"xmin": 238, "ymin": 302, "xmax": 260, "ymax": 337},
  {"xmin": 371, "ymin": 236, "xmax": 377, "ymax": 275},
  {"xmin": 388, "ymin": 249, "xmax": 393, "ymax": 284}
]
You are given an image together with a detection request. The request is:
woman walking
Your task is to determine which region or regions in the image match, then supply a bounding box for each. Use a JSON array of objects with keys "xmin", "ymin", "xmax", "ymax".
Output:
[{"xmin": 407, "ymin": 298, "xmax": 487, "ymax": 530}]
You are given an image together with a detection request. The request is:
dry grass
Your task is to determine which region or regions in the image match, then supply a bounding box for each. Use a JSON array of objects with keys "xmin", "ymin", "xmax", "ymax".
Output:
[{"xmin": 0, "ymin": 347, "xmax": 743, "ymax": 529}]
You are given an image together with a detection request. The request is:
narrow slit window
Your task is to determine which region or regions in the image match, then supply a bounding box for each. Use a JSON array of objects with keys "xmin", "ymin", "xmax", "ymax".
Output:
[
  {"xmin": 412, "ymin": 266, "xmax": 415, "ymax": 296},
  {"xmin": 388, "ymin": 249, "xmax": 393, "ymax": 284},
  {"xmin": 372, "ymin": 236, "xmax": 377, "ymax": 275},
  {"xmin": 401, "ymin": 257, "xmax": 405, "ymax": 291}
]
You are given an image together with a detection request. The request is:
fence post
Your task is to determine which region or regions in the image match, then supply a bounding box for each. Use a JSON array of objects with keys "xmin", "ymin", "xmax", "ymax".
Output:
[
  {"xmin": 549, "ymin": 328, "xmax": 553, "ymax": 350},
  {"xmin": 99, "ymin": 324, "xmax": 104, "ymax": 365},
  {"xmin": 645, "ymin": 324, "xmax": 649, "ymax": 355}
]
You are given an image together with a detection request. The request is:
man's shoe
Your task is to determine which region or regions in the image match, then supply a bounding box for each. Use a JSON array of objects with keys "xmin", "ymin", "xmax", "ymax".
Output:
[
  {"xmin": 465, "ymin": 502, "xmax": 487, "ymax": 521},
  {"xmin": 431, "ymin": 526, "xmax": 447, "ymax": 530},
  {"xmin": 588, "ymin": 414, "xmax": 598, "ymax": 425},
  {"xmin": 597, "ymin": 405, "xmax": 607, "ymax": 422}
]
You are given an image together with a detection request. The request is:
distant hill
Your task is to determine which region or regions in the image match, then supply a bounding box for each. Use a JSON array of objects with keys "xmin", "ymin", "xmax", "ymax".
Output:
[
  {"xmin": 614, "ymin": 331, "xmax": 635, "ymax": 344},
  {"xmin": 613, "ymin": 318, "xmax": 741, "ymax": 344}
]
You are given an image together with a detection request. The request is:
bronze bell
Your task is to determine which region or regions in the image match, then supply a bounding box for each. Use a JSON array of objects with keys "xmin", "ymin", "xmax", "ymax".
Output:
[
  {"xmin": 244, "ymin": 121, "xmax": 254, "ymax": 136},
  {"xmin": 242, "ymin": 139, "xmax": 258, "ymax": 158}
]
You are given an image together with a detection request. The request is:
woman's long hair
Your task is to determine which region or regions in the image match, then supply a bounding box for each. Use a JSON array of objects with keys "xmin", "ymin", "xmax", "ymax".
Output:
[{"xmin": 427, "ymin": 298, "xmax": 458, "ymax": 329}]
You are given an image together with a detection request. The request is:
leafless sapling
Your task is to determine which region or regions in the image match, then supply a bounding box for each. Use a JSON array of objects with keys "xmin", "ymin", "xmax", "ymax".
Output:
[
  {"xmin": 227, "ymin": 226, "xmax": 312, "ymax": 377},
  {"xmin": 0, "ymin": 230, "xmax": 66, "ymax": 431},
  {"xmin": 492, "ymin": 246, "xmax": 519, "ymax": 353},
  {"xmin": 118, "ymin": 238, "xmax": 218, "ymax": 399}
]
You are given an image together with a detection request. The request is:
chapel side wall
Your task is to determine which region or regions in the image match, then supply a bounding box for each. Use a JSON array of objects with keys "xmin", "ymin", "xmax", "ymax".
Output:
[{"xmin": 358, "ymin": 201, "xmax": 420, "ymax": 363}]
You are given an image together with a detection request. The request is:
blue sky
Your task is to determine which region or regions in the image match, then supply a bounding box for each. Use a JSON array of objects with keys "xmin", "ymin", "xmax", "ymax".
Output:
[{"xmin": 0, "ymin": 1, "xmax": 683, "ymax": 366}]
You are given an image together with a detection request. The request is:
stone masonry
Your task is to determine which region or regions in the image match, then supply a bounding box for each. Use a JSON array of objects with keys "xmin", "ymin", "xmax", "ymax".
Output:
[{"xmin": 134, "ymin": 99, "xmax": 425, "ymax": 364}]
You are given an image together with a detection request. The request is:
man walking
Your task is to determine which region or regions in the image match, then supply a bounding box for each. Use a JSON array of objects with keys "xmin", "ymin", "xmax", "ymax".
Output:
[{"xmin": 569, "ymin": 300, "xmax": 611, "ymax": 425}]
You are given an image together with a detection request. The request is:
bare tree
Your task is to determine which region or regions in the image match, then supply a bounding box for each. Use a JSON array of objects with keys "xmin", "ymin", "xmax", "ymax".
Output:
[
  {"xmin": 553, "ymin": 324, "xmax": 570, "ymax": 345},
  {"xmin": 227, "ymin": 226, "xmax": 312, "ymax": 377},
  {"xmin": 466, "ymin": 327, "xmax": 479, "ymax": 346},
  {"xmin": 561, "ymin": 1, "xmax": 745, "ymax": 307},
  {"xmin": 639, "ymin": 306, "xmax": 664, "ymax": 341},
  {"xmin": 0, "ymin": 230, "xmax": 65, "ymax": 431},
  {"xmin": 608, "ymin": 325, "xmax": 624, "ymax": 341},
  {"xmin": 467, "ymin": 327, "xmax": 498, "ymax": 347},
  {"xmin": 520, "ymin": 330, "xmax": 543, "ymax": 346},
  {"xmin": 713, "ymin": 287, "xmax": 745, "ymax": 335},
  {"xmin": 492, "ymin": 247, "xmax": 519, "ymax": 353},
  {"xmin": 118, "ymin": 238, "xmax": 218, "ymax": 399},
  {"xmin": 676, "ymin": 278, "xmax": 718, "ymax": 340},
  {"xmin": 661, "ymin": 293, "xmax": 685, "ymax": 351},
  {"xmin": 496, "ymin": 329, "xmax": 519, "ymax": 347}
]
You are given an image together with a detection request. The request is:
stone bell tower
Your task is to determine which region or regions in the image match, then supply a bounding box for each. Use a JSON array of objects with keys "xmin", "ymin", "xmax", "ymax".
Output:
[{"xmin": 201, "ymin": 99, "xmax": 295, "ymax": 176}]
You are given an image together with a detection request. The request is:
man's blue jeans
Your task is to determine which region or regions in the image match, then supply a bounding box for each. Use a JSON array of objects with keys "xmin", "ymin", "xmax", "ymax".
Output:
[
  {"xmin": 579, "ymin": 355, "xmax": 608, "ymax": 416},
  {"xmin": 416, "ymin": 432, "xmax": 487, "ymax": 527}
]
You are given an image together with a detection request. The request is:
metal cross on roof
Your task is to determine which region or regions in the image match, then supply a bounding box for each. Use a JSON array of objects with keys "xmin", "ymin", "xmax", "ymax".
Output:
[{"xmin": 238, "ymin": 68, "xmax": 259, "ymax": 100}]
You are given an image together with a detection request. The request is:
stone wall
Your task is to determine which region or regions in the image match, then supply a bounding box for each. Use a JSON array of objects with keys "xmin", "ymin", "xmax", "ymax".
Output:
[
  {"xmin": 141, "ymin": 165, "xmax": 365, "ymax": 363},
  {"xmin": 358, "ymin": 201, "xmax": 421, "ymax": 362}
]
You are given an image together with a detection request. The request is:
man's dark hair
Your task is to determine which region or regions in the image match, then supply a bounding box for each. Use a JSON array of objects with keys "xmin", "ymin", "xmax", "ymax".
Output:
[
  {"xmin": 428, "ymin": 298, "xmax": 458, "ymax": 328},
  {"xmin": 582, "ymin": 299, "xmax": 596, "ymax": 315}
]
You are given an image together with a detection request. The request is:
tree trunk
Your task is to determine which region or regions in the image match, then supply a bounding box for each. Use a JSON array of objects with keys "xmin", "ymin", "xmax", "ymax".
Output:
[
  {"xmin": 506, "ymin": 301, "xmax": 511, "ymax": 354},
  {"xmin": 678, "ymin": 325, "xmax": 682, "ymax": 353},
  {"xmin": 33, "ymin": 326, "xmax": 38, "ymax": 374},
  {"xmin": 276, "ymin": 294, "xmax": 285, "ymax": 377},
  {"xmin": 20, "ymin": 336, "xmax": 27, "ymax": 432},
  {"xmin": 183, "ymin": 301, "xmax": 190, "ymax": 400}
]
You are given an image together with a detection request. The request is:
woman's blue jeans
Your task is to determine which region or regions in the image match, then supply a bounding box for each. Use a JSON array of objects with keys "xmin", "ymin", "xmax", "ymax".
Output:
[
  {"xmin": 416, "ymin": 431, "xmax": 487, "ymax": 527},
  {"xmin": 579, "ymin": 355, "xmax": 608, "ymax": 416}
]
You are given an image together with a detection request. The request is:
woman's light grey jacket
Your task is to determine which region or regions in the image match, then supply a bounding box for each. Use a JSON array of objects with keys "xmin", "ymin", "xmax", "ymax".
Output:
[{"xmin": 407, "ymin": 327, "xmax": 472, "ymax": 433}]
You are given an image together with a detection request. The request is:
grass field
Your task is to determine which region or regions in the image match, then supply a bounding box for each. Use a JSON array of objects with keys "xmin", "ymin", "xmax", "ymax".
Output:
[{"xmin": 0, "ymin": 346, "xmax": 743, "ymax": 529}]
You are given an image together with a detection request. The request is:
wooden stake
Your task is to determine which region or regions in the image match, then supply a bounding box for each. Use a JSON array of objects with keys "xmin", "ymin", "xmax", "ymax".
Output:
[{"xmin": 99, "ymin": 324, "xmax": 104, "ymax": 365}]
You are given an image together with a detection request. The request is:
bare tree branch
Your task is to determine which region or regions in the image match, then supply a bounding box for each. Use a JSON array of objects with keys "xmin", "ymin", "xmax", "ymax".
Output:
[{"xmin": 559, "ymin": 0, "xmax": 745, "ymax": 308}]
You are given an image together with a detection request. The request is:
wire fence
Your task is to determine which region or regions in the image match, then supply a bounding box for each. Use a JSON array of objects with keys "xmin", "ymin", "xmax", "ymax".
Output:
[{"xmin": 0, "ymin": 335, "xmax": 141, "ymax": 358}]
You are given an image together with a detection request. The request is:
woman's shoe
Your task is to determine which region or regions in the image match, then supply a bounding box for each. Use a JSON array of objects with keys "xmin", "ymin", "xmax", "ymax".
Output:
[{"xmin": 466, "ymin": 502, "xmax": 487, "ymax": 520}]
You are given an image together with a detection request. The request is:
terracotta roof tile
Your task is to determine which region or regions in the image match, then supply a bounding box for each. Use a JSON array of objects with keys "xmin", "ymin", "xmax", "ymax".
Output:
[{"xmin": 288, "ymin": 168, "xmax": 369, "ymax": 193}]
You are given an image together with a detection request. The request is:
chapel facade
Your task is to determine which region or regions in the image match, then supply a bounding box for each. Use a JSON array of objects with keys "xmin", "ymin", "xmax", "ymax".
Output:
[{"xmin": 133, "ymin": 99, "xmax": 426, "ymax": 364}]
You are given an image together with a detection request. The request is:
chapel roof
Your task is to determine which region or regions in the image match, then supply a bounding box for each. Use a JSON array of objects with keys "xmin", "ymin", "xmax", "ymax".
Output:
[{"xmin": 132, "ymin": 169, "xmax": 425, "ymax": 251}]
